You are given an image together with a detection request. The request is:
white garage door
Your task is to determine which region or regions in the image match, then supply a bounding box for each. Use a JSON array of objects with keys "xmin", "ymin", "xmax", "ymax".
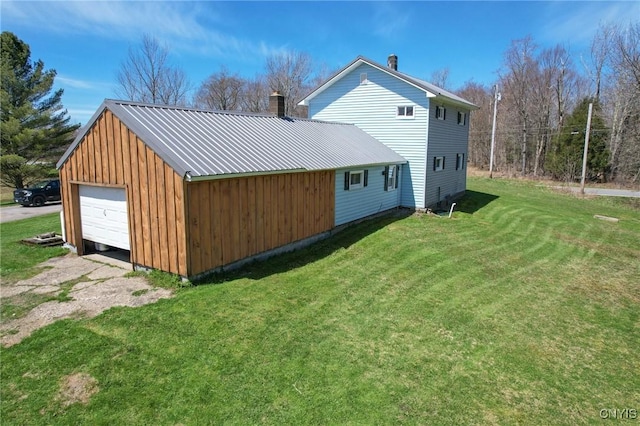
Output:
[{"xmin": 79, "ymin": 186, "xmax": 130, "ymax": 250}]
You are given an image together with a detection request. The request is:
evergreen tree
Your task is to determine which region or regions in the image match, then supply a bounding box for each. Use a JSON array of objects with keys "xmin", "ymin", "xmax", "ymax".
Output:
[
  {"xmin": 547, "ymin": 98, "xmax": 609, "ymax": 181},
  {"xmin": 0, "ymin": 31, "xmax": 80, "ymax": 188}
]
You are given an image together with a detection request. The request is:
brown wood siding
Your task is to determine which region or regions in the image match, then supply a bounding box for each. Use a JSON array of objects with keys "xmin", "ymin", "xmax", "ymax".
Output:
[
  {"xmin": 186, "ymin": 170, "xmax": 335, "ymax": 276},
  {"xmin": 59, "ymin": 109, "xmax": 188, "ymax": 276}
]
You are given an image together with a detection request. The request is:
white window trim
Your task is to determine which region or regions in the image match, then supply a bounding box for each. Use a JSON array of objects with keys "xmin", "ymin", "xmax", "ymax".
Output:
[
  {"xmin": 434, "ymin": 156, "xmax": 444, "ymax": 172},
  {"xmin": 387, "ymin": 165, "xmax": 398, "ymax": 191},
  {"xmin": 349, "ymin": 170, "xmax": 364, "ymax": 190},
  {"xmin": 456, "ymin": 153, "xmax": 465, "ymax": 170},
  {"xmin": 457, "ymin": 111, "xmax": 467, "ymax": 126},
  {"xmin": 396, "ymin": 105, "xmax": 415, "ymax": 119},
  {"xmin": 436, "ymin": 105, "xmax": 446, "ymax": 120}
]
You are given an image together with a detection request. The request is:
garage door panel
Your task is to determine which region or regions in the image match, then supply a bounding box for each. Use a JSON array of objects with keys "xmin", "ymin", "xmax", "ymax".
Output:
[{"xmin": 79, "ymin": 186, "xmax": 130, "ymax": 250}]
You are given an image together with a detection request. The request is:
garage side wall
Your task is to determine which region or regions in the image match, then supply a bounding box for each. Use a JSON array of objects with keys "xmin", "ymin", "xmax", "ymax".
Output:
[
  {"xmin": 186, "ymin": 171, "xmax": 335, "ymax": 276},
  {"xmin": 59, "ymin": 109, "xmax": 188, "ymax": 276}
]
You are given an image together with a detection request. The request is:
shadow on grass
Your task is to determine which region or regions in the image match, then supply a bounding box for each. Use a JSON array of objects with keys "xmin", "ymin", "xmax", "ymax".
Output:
[
  {"xmin": 455, "ymin": 190, "xmax": 499, "ymax": 214},
  {"xmin": 195, "ymin": 210, "xmax": 412, "ymax": 285}
]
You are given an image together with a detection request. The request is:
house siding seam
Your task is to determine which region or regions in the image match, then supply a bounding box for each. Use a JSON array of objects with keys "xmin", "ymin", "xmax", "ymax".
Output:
[
  {"xmin": 334, "ymin": 165, "xmax": 402, "ymax": 226},
  {"xmin": 425, "ymin": 100, "xmax": 469, "ymax": 207},
  {"xmin": 309, "ymin": 63, "xmax": 427, "ymax": 208}
]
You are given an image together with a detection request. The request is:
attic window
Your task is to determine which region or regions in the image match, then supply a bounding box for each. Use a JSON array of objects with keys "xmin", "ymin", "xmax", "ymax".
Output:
[
  {"xmin": 360, "ymin": 73, "xmax": 368, "ymax": 85},
  {"xmin": 436, "ymin": 106, "xmax": 446, "ymax": 120},
  {"xmin": 397, "ymin": 105, "xmax": 414, "ymax": 118},
  {"xmin": 457, "ymin": 111, "xmax": 467, "ymax": 126}
]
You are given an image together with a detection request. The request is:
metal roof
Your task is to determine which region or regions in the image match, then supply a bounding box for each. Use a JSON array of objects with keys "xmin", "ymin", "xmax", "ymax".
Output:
[
  {"xmin": 57, "ymin": 99, "xmax": 406, "ymax": 179},
  {"xmin": 299, "ymin": 55, "xmax": 478, "ymax": 110}
]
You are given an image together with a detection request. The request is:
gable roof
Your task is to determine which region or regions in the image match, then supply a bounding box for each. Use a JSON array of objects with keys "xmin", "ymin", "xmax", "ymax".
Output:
[
  {"xmin": 57, "ymin": 99, "xmax": 406, "ymax": 180},
  {"xmin": 299, "ymin": 55, "xmax": 478, "ymax": 110}
]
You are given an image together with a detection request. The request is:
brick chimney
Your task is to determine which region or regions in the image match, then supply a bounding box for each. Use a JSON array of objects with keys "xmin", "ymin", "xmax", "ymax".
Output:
[
  {"xmin": 269, "ymin": 91, "xmax": 285, "ymax": 117},
  {"xmin": 387, "ymin": 54, "xmax": 398, "ymax": 71}
]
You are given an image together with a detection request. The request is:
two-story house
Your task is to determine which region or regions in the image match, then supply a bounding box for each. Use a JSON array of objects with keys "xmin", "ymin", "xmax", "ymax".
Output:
[{"xmin": 299, "ymin": 54, "xmax": 478, "ymax": 210}]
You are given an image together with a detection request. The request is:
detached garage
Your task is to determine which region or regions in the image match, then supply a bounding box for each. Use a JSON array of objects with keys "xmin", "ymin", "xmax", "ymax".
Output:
[{"xmin": 57, "ymin": 97, "xmax": 405, "ymax": 279}]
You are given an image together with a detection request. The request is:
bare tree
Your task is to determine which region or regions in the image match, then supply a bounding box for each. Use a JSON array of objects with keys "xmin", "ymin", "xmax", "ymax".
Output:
[
  {"xmin": 457, "ymin": 82, "xmax": 493, "ymax": 168},
  {"xmin": 500, "ymin": 36, "xmax": 538, "ymax": 175},
  {"xmin": 430, "ymin": 67, "xmax": 451, "ymax": 90},
  {"xmin": 116, "ymin": 34, "xmax": 190, "ymax": 105},
  {"xmin": 194, "ymin": 66, "xmax": 243, "ymax": 111},
  {"xmin": 241, "ymin": 75, "xmax": 270, "ymax": 113},
  {"xmin": 265, "ymin": 51, "xmax": 313, "ymax": 117}
]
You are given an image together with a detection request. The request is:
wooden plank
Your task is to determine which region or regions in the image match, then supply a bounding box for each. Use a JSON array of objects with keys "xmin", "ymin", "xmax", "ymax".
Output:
[
  {"xmin": 270, "ymin": 175, "xmax": 279, "ymax": 250},
  {"xmin": 187, "ymin": 183, "xmax": 202, "ymax": 275},
  {"xmin": 145, "ymin": 146, "xmax": 159, "ymax": 269},
  {"xmin": 220, "ymin": 178, "xmax": 232, "ymax": 265},
  {"xmin": 105, "ymin": 111, "xmax": 117, "ymax": 184},
  {"xmin": 136, "ymin": 138, "xmax": 152, "ymax": 267},
  {"xmin": 210, "ymin": 179, "xmax": 223, "ymax": 268},
  {"xmin": 174, "ymin": 173, "xmax": 188, "ymax": 277},
  {"xmin": 99, "ymin": 114, "xmax": 109, "ymax": 183},
  {"xmin": 69, "ymin": 183, "xmax": 84, "ymax": 255},
  {"xmin": 304, "ymin": 173, "xmax": 313, "ymax": 237},
  {"xmin": 196, "ymin": 182, "xmax": 213, "ymax": 272},
  {"xmin": 90, "ymin": 127, "xmax": 100, "ymax": 182},
  {"xmin": 239, "ymin": 178, "xmax": 249, "ymax": 257},
  {"xmin": 247, "ymin": 176, "xmax": 257, "ymax": 256},
  {"xmin": 255, "ymin": 176, "xmax": 265, "ymax": 254},
  {"xmin": 263, "ymin": 175, "xmax": 272, "ymax": 251},
  {"xmin": 128, "ymin": 132, "xmax": 143, "ymax": 266},
  {"xmin": 155, "ymin": 155, "xmax": 169, "ymax": 272},
  {"xmin": 230, "ymin": 179, "xmax": 241, "ymax": 263},
  {"xmin": 59, "ymin": 167, "xmax": 72, "ymax": 245},
  {"xmin": 277, "ymin": 174, "xmax": 286, "ymax": 246},
  {"xmin": 164, "ymin": 164, "xmax": 178, "ymax": 274},
  {"xmin": 318, "ymin": 172, "xmax": 325, "ymax": 232},
  {"xmin": 112, "ymin": 115, "xmax": 124, "ymax": 185},
  {"xmin": 296, "ymin": 173, "xmax": 305, "ymax": 240},
  {"xmin": 311, "ymin": 172, "xmax": 319, "ymax": 234},
  {"xmin": 80, "ymin": 137, "xmax": 89, "ymax": 182},
  {"xmin": 327, "ymin": 172, "xmax": 336, "ymax": 229},
  {"xmin": 290, "ymin": 173, "xmax": 298, "ymax": 242}
]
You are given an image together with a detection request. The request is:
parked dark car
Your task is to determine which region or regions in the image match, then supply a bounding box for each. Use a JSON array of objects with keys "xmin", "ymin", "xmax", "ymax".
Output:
[{"xmin": 13, "ymin": 179, "xmax": 61, "ymax": 207}]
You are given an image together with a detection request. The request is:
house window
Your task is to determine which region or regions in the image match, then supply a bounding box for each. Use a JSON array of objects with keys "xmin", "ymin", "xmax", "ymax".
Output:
[
  {"xmin": 360, "ymin": 73, "xmax": 368, "ymax": 85},
  {"xmin": 433, "ymin": 156, "xmax": 445, "ymax": 172},
  {"xmin": 456, "ymin": 153, "xmax": 465, "ymax": 170},
  {"xmin": 397, "ymin": 105, "xmax": 414, "ymax": 118},
  {"xmin": 457, "ymin": 111, "xmax": 466, "ymax": 126},
  {"xmin": 344, "ymin": 170, "xmax": 368, "ymax": 190},
  {"xmin": 384, "ymin": 165, "xmax": 400, "ymax": 191},
  {"xmin": 435, "ymin": 105, "xmax": 446, "ymax": 120}
]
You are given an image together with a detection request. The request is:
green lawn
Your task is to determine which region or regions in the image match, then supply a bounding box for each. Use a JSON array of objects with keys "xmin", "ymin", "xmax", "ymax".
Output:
[{"xmin": 1, "ymin": 177, "xmax": 639, "ymax": 424}]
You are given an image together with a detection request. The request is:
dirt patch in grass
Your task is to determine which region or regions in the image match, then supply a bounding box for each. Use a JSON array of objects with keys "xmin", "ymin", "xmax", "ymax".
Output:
[{"xmin": 56, "ymin": 372, "xmax": 99, "ymax": 407}]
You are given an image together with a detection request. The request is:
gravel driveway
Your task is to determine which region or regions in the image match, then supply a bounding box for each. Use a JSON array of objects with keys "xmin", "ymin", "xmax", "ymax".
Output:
[
  {"xmin": 0, "ymin": 202, "xmax": 63, "ymax": 223},
  {"xmin": 0, "ymin": 254, "xmax": 173, "ymax": 347}
]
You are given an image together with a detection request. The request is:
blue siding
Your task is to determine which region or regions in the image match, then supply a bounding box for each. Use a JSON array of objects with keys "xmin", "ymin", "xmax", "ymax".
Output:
[
  {"xmin": 335, "ymin": 165, "xmax": 401, "ymax": 226},
  {"xmin": 310, "ymin": 64, "xmax": 428, "ymax": 208},
  {"xmin": 425, "ymin": 100, "xmax": 470, "ymax": 207}
]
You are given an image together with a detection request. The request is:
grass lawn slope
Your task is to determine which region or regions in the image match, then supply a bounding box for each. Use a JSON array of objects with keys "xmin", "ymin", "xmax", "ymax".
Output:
[{"xmin": 1, "ymin": 177, "xmax": 639, "ymax": 424}]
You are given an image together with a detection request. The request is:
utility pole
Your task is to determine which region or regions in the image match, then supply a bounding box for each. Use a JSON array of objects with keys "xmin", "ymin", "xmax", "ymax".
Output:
[
  {"xmin": 489, "ymin": 85, "xmax": 501, "ymax": 179},
  {"xmin": 580, "ymin": 102, "xmax": 593, "ymax": 195}
]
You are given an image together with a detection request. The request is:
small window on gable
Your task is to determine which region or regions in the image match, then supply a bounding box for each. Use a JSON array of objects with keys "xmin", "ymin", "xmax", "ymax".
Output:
[
  {"xmin": 397, "ymin": 105, "xmax": 414, "ymax": 118},
  {"xmin": 456, "ymin": 153, "xmax": 465, "ymax": 170},
  {"xmin": 360, "ymin": 73, "xmax": 368, "ymax": 85},
  {"xmin": 344, "ymin": 170, "xmax": 368, "ymax": 190},
  {"xmin": 384, "ymin": 165, "xmax": 400, "ymax": 191},
  {"xmin": 436, "ymin": 105, "xmax": 446, "ymax": 120},
  {"xmin": 457, "ymin": 111, "xmax": 467, "ymax": 126},
  {"xmin": 433, "ymin": 156, "xmax": 445, "ymax": 172}
]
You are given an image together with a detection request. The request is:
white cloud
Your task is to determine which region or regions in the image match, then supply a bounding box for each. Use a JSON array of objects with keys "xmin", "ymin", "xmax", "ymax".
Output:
[
  {"xmin": 370, "ymin": 2, "xmax": 410, "ymax": 39},
  {"xmin": 540, "ymin": 1, "xmax": 640, "ymax": 47},
  {"xmin": 1, "ymin": 1, "xmax": 278, "ymax": 61}
]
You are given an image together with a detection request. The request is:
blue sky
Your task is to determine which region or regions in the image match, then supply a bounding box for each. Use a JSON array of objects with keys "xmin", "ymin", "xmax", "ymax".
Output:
[{"xmin": 2, "ymin": 1, "xmax": 638, "ymax": 125}]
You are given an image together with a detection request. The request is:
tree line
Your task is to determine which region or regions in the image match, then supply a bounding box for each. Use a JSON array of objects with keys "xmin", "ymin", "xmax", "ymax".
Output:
[
  {"xmin": 459, "ymin": 23, "xmax": 639, "ymax": 184},
  {"xmin": 2, "ymin": 24, "xmax": 639, "ymax": 188}
]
